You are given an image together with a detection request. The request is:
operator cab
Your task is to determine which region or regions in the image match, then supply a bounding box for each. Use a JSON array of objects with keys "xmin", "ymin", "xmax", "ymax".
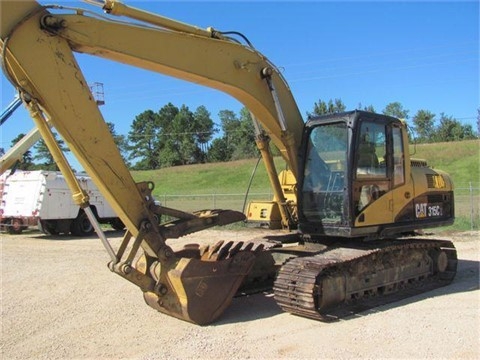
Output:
[{"xmin": 297, "ymin": 110, "xmax": 452, "ymax": 239}]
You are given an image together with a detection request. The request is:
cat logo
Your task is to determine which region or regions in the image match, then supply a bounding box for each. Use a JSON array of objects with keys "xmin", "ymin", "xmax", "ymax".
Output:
[{"xmin": 415, "ymin": 203, "xmax": 427, "ymax": 218}]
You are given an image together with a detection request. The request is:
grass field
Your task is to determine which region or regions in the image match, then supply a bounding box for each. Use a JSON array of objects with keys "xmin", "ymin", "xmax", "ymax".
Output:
[
  {"xmin": 409, "ymin": 139, "xmax": 479, "ymax": 187},
  {"xmin": 131, "ymin": 139, "xmax": 479, "ymax": 230}
]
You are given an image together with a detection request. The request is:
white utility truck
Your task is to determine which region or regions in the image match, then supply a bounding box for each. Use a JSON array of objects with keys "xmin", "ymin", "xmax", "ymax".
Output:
[{"xmin": 0, "ymin": 170, "xmax": 124, "ymax": 235}]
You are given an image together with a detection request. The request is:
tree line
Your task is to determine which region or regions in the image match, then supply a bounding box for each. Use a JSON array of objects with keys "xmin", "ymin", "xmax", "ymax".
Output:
[
  {"xmin": 3, "ymin": 99, "xmax": 479, "ymax": 171},
  {"xmin": 310, "ymin": 99, "xmax": 478, "ymax": 143}
]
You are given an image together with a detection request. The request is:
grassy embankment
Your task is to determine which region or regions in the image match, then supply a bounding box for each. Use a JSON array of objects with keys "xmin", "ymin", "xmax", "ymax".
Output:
[{"xmin": 132, "ymin": 139, "xmax": 479, "ymax": 231}]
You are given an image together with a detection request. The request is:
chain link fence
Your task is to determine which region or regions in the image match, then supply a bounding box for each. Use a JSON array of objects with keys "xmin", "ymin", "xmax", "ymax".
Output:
[
  {"xmin": 454, "ymin": 182, "xmax": 480, "ymax": 230},
  {"xmin": 157, "ymin": 182, "xmax": 480, "ymax": 230},
  {"xmin": 157, "ymin": 192, "xmax": 273, "ymax": 215}
]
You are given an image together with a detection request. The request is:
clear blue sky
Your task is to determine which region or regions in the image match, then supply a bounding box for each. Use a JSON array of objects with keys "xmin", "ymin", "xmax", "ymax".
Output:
[{"xmin": 1, "ymin": 0, "xmax": 478, "ymax": 171}]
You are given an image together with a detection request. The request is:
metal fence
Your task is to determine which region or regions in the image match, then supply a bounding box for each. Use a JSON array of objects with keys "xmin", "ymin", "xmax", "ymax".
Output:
[
  {"xmin": 157, "ymin": 182, "xmax": 480, "ymax": 230},
  {"xmin": 157, "ymin": 192, "xmax": 273, "ymax": 214},
  {"xmin": 454, "ymin": 182, "xmax": 480, "ymax": 230}
]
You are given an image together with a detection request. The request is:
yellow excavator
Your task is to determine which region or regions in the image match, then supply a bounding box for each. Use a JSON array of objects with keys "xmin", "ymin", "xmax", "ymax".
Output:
[{"xmin": 1, "ymin": 0, "xmax": 457, "ymax": 325}]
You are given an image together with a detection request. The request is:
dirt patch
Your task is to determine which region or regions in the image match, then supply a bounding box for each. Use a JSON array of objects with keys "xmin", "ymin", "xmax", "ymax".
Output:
[{"xmin": 1, "ymin": 229, "xmax": 479, "ymax": 359}]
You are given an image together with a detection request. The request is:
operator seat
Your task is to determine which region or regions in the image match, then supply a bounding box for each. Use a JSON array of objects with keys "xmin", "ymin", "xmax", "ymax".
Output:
[{"xmin": 357, "ymin": 134, "xmax": 378, "ymax": 170}]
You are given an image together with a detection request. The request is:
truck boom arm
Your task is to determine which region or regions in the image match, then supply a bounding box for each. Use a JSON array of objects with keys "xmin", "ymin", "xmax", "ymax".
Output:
[
  {"xmin": 0, "ymin": 95, "xmax": 21, "ymax": 125},
  {"xmin": 0, "ymin": 127, "xmax": 42, "ymax": 174}
]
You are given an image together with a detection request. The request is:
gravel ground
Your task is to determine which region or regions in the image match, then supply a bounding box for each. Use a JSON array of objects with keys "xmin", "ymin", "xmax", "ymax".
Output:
[{"xmin": 1, "ymin": 228, "xmax": 479, "ymax": 359}]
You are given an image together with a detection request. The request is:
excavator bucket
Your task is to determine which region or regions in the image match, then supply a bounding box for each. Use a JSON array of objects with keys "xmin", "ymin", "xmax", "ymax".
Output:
[{"xmin": 138, "ymin": 242, "xmax": 257, "ymax": 325}]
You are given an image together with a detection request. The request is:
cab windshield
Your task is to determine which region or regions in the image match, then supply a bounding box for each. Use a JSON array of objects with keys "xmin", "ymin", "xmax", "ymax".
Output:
[{"xmin": 301, "ymin": 122, "xmax": 347, "ymax": 225}]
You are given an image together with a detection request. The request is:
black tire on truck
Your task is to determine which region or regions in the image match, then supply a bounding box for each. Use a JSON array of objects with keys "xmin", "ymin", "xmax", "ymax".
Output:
[
  {"xmin": 38, "ymin": 220, "xmax": 60, "ymax": 235},
  {"xmin": 70, "ymin": 211, "xmax": 94, "ymax": 236},
  {"xmin": 8, "ymin": 218, "xmax": 24, "ymax": 234}
]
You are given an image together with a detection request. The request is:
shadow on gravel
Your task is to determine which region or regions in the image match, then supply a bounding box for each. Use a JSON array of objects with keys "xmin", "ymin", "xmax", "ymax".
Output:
[{"xmin": 217, "ymin": 292, "xmax": 283, "ymax": 325}]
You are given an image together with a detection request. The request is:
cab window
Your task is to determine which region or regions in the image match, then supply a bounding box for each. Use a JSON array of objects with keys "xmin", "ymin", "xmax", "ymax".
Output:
[
  {"xmin": 354, "ymin": 121, "xmax": 389, "ymax": 213},
  {"xmin": 355, "ymin": 121, "xmax": 387, "ymax": 178}
]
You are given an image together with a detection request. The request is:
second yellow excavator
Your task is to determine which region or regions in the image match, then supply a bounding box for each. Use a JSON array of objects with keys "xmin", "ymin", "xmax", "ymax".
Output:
[{"xmin": 1, "ymin": 0, "xmax": 456, "ymax": 324}]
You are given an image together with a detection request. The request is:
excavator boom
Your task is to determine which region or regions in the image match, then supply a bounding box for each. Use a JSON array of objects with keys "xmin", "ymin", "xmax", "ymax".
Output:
[{"xmin": 0, "ymin": 0, "xmax": 303, "ymax": 324}]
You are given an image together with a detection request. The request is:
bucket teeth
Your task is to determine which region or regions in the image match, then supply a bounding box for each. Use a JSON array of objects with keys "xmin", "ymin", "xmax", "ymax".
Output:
[
  {"xmin": 199, "ymin": 240, "xmax": 265, "ymax": 261},
  {"xmin": 254, "ymin": 244, "xmax": 265, "ymax": 252},
  {"xmin": 243, "ymin": 242, "xmax": 254, "ymax": 252},
  {"xmin": 216, "ymin": 241, "xmax": 234, "ymax": 260},
  {"xmin": 202, "ymin": 240, "xmax": 224, "ymax": 260},
  {"xmin": 228, "ymin": 242, "xmax": 244, "ymax": 258}
]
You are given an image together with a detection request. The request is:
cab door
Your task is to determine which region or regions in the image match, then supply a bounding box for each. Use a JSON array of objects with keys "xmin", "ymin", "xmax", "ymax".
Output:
[
  {"xmin": 390, "ymin": 123, "xmax": 412, "ymax": 222},
  {"xmin": 353, "ymin": 119, "xmax": 394, "ymax": 227}
]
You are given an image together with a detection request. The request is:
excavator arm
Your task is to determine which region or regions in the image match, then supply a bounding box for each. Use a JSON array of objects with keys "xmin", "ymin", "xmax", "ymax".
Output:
[
  {"xmin": 2, "ymin": 1, "xmax": 459, "ymax": 325},
  {"xmin": 1, "ymin": 0, "xmax": 303, "ymax": 324}
]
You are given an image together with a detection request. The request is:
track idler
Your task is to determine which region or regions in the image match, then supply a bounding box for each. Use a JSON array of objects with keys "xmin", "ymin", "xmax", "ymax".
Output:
[{"xmin": 137, "ymin": 240, "xmax": 263, "ymax": 325}]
